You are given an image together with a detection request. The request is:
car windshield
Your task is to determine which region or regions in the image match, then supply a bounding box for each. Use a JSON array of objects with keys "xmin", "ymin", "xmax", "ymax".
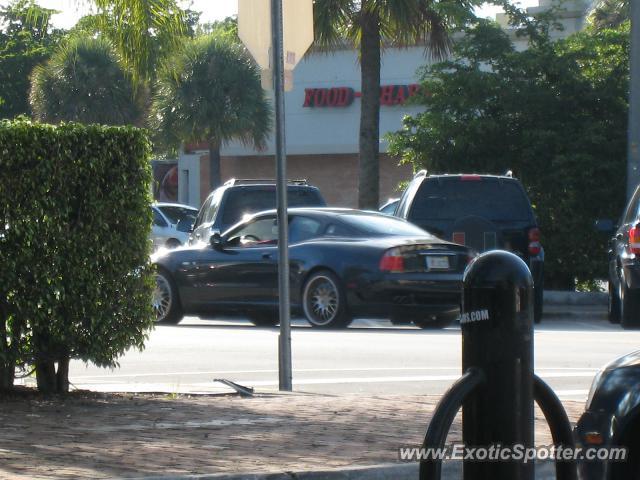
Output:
[
  {"xmin": 157, "ymin": 206, "xmax": 198, "ymax": 225},
  {"xmin": 411, "ymin": 178, "xmax": 532, "ymax": 222},
  {"xmin": 221, "ymin": 188, "xmax": 324, "ymax": 227},
  {"xmin": 340, "ymin": 214, "xmax": 430, "ymax": 237}
]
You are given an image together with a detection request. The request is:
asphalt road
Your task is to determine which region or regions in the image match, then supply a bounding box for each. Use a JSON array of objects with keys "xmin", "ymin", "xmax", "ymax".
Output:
[{"xmin": 63, "ymin": 311, "xmax": 640, "ymax": 401}]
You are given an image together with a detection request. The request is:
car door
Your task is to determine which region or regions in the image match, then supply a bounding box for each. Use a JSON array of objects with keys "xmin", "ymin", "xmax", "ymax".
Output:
[{"xmin": 192, "ymin": 215, "xmax": 280, "ymax": 309}]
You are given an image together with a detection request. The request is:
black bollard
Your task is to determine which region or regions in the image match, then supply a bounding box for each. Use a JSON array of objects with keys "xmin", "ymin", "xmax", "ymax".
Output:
[{"xmin": 461, "ymin": 250, "xmax": 534, "ymax": 480}]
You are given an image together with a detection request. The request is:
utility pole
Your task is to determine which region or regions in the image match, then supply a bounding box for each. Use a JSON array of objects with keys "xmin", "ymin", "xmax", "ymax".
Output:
[
  {"xmin": 271, "ymin": 0, "xmax": 292, "ymax": 392},
  {"xmin": 627, "ymin": 0, "xmax": 640, "ymax": 199},
  {"xmin": 238, "ymin": 0, "xmax": 314, "ymax": 392}
]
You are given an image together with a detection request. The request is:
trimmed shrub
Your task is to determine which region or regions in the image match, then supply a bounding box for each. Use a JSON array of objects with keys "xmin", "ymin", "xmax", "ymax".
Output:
[{"xmin": 0, "ymin": 119, "xmax": 154, "ymax": 393}]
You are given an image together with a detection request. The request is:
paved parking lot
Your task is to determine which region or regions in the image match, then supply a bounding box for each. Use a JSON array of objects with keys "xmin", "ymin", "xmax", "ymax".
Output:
[{"xmin": 42, "ymin": 307, "xmax": 638, "ymax": 401}]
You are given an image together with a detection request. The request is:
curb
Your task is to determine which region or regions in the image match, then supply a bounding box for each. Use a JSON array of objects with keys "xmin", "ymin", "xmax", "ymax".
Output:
[
  {"xmin": 131, "ymin": 461, "xmax": 559, "ymax": 480},
  {"xmin": 543, "ymin": 290, "xmax": 607, "ymax": 306}
]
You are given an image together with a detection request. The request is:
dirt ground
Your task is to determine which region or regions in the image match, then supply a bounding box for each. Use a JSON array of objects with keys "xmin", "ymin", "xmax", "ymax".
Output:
[{"xmin": 0, "ymin": 391, "xmax": 584, "ymax": 479}]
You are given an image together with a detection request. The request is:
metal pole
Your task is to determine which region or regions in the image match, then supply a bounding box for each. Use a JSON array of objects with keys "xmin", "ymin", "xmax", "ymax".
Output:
[
  {"xmin": 628, "ymin": 0, "xmax": 640, "ymax": 199},
  {"xmin": 461, "ymin": 251, "xmax": 535, "ymax": 480},
  {"xmin": 272, "ymin": 0, "xmax": 292, "ymax": 391}
]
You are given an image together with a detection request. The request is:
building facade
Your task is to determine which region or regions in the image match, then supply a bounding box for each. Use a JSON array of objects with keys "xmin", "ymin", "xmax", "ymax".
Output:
[{"xmin": 177, "ymin": 0, "xmax": 591, "ymax": 209}]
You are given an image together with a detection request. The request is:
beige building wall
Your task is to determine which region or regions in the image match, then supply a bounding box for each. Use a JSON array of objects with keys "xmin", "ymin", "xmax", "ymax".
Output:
[{"xmin": 196, "ymin": 153, "xmax": 412, "ymax": 207}]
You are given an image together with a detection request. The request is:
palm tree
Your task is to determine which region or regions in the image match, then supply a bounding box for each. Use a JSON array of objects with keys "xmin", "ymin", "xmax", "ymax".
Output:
[
  {"xmin": 151, "ymin": 34, "xmax": 272, "ymax": 190},
  {"xmin": 314, "ymin": 0, "xmax": 476, "ymax": 209},
  {"xmin": 91, "ymin": 0, "xmax": 187, "ymax": 87},
  {"xmin": 29, "ymin": 36, "xmax": 143, "ymax": 125}
]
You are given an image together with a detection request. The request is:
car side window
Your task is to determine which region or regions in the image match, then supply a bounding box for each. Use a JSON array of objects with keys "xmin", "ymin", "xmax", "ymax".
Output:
[
  {"xmin": 324, "ymin": 223, "xmax": 352, "ymax": 237},
  {"xmin": 397, "ymin": 177, "xmax": 423, "ymax": 219},
  {"xmin": 289, "ymin": 216, "xmax": 322, "ymax": 243},
  {"xmin": 152, "ymin": 209, "xmax": 168, "ymax": 228},
  {"xmin": 227, "ymin": 217, "xmax": 278, "ymax": 247},
  {"xmin": 204, "ymin": 188, "xmax": 223, "ymax": 224},
  {"xmin": 194, "ymin": 196, "xmax": 212, "ymax": 229}
]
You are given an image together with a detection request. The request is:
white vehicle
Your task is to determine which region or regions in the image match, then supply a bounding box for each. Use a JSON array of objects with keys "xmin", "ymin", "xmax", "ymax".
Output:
[{"xmin": 151, "ymin": 203, "xmax": 198, "ymax": 250}]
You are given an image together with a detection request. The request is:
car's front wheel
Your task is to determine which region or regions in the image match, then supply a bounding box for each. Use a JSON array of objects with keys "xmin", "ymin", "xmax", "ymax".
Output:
[
  {"xmin": 302, "ymin": 270, "xmax": 352, "ymax": 329},
  {"xmin": 165, "ymin": 238, "xmax": 181, "ymax": 249},
  {"xmin": 153, "ymin": 270, "xmax": 183, "ymax": 324}
]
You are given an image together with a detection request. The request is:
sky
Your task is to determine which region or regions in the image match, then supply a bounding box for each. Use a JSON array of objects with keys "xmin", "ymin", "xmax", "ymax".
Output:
[{"xmin": 0, "ymin": 0, "xmax": 540, "ymax": 30}]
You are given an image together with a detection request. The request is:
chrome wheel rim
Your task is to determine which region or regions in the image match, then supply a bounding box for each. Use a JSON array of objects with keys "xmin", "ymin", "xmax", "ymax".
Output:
[
  {"xmin": 304, "ymin": 276, "xmax": 338, "ymax": 326},
  {"xmin": 153, "ymin": 274, "xmax": 172, "ymax": 322}
]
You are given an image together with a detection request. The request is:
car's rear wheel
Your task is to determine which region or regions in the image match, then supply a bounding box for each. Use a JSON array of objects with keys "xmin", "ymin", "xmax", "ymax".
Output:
[
  {"xmin": 533, "ymin": 285, "xmax": 543, "ymax": 324},
  {"xmin": 412, "ymin": 313, "xmax": 456, "ymax": 330},
  {"xmin": 153, "ymin": 270, "xmax": 183, "ymax": 324},
  {"xmin": 302, "ymin": 270, "xmax": 352, "ymax": 329},
  {"xmin": 249, "ymin": 313, "xmax": 279, "ymax": 327},
  {"xmin": 620, "ymin": 283, "xmax": 640, "ymax": 329},
  {"xmin": 609, "ymin": 281, "xmax": 621, "ymax": 324}
]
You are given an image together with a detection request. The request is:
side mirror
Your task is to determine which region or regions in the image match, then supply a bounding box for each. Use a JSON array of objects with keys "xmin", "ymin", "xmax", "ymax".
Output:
[
  {"xmin": 595, "ymin": 218, "xmax": 615, "ymax": 233},
  {"xmin": 210, "ymin": 232, "xmax": 224, "ymax": 250}
]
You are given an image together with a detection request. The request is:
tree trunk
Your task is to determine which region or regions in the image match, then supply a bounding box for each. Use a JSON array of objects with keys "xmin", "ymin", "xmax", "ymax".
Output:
[
  {"xmin": 56, "ymin": 353, "xmax": 70, "ymax": 393},
  {"xmin": 34, "ymin": 332, "xmax": 65, "ymax": 394},
  {"xmin": 358, "ymin": 8, "xmax": 381, "ymax": 210},
  {"xmin": 209, "ymin": 140, "xmax": 222, "ymax": 191},
  {"xmin": 35, "ymin": 358, "xmax": 57, "ymax": 394},
  {"xmin": 0, "ymin": 302, "xmax": 15, "ymax": 391}
]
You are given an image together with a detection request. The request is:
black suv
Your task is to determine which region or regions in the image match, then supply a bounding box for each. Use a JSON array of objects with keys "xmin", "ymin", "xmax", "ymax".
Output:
[
  {"xmin": 395, "ymin": 171, "xmax": 544, "ymax": 322},
  {"xmin": 189, "ymin": 179, "xmax": 326, "ymax": 245},
  {"xmin": 604, "ymin": 184, "xmax": 640, "ymax": 329}
]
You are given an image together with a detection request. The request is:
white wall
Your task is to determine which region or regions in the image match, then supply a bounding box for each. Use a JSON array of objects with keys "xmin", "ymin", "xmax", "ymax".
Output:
[
  {"xmin": 222, "ymin": 46, "xmax": 428, "ymax": 157},
  {"xmin": 178, "ymin": 152, "xmax": 202, "ymax": 208}
]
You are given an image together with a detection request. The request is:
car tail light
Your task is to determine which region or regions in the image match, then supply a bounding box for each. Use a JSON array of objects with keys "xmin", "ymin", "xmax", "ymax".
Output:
[
  {"xmin": 629, "ymin": 224, "xmax": 640, "ymax": 254},
  {"xmin": 379, "ymin": 248, "xmax": 405, "ymax": 272},
  {"xmin": 528, "ymin": 227, "xmax": 542, "ymax": 256},
  {"xmin": 452, "ymin": 232, "xmax": 466, "ymax": 245},
  {"xmin": 460, "ymin": 174, "xmax": 482, "ymax": 181}
]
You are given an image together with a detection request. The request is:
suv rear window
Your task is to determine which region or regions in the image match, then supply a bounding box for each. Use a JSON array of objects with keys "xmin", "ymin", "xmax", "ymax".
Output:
[
  {"xmin": 221, "ymin": 187, "xmax": 325, "ymax": 227},
  {"xmin": 410, "ymin": 178, "xmax": 532, "ymax": 222}
]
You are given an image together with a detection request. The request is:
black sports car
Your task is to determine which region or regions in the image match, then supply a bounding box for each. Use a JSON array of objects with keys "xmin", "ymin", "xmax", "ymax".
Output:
[{"xmin": 152, "ymin": 208, "xmax": 471, "ymax": 329}]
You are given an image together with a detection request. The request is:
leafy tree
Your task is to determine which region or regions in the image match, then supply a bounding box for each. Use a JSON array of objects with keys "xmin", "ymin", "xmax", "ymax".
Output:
[
  {"xmin": 0, "ymin": 0, "xmax": 64, "ymax": 119},
  {"xmin": 388, "ymin": 19, "xmax": 630, "ymax": 288},
  {"xmin": 313, "ymin": 0, "xmax": 478, "ymax": 209},
  {"xmin": 151, "ymin": 34, "xmax": 271, "ymax": 189},
  {"xmin": 30, "ymin": 36, "xmax": 143, "ymax": 126},
  {"xmin": 196, "ymin": 16, "xmax": 238, "ymax": 40}
]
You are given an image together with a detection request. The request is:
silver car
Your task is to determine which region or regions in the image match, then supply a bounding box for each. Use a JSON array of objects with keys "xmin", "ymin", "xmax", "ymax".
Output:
[{"xmin": 151, "ymin": 203, "xmax": 198, "ymax": 250}]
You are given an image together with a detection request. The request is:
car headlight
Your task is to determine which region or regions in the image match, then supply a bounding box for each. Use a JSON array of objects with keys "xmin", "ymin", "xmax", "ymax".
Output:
[{"xmin": 586, "ymin": 369, "xmax": 604, "ymax": 410}]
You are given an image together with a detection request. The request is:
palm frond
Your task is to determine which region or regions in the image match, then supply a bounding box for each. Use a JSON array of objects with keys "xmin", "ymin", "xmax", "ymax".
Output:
[
  {"xmin": 92, "ymin": 0, "xmax": 187, "ymax": 86},
  {"xmin": 150, "ymin": 35, "xmax": 272, "ymax": 153}
]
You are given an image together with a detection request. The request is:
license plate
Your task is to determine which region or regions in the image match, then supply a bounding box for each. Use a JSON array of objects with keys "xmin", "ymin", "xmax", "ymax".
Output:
[{"xmin": 426, "ymin": 256, "xmax": 450, "ymax": 270}]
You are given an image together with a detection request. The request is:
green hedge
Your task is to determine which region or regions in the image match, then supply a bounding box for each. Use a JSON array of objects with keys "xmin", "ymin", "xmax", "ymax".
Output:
[{"xmin": 0, "ymin": 120, "xmax": 154, "ymax": 393}]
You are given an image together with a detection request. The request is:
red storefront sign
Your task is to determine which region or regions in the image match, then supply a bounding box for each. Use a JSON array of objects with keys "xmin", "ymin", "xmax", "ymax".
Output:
[{"xmin": 303, "ymin": 84, "xmax": 421, "ymax": 108}]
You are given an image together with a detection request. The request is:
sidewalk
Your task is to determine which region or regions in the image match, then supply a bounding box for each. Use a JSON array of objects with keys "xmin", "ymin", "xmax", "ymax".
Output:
[{"xmin": 0, "ymin": 391, "xmax": 584, "ymax": 480}]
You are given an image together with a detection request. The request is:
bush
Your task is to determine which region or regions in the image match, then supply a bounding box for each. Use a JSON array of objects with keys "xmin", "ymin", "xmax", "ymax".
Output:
[{"xmin": 0, "ymin": 119, "xmax": 154, "ymax": 393}]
